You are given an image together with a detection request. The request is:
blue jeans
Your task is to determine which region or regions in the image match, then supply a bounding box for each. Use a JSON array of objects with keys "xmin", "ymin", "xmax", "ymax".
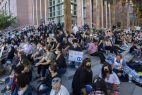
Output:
[
  {"xmin": 4, "ymin": 77, "xmax": 14, "ymax": 88},
  {"xmin": 58, "ymin": 68, "xmax": 66, "ymax": 77},
  {"xmin": 69, "ymin": 61, "xmax": 81, "ymax": 68}
]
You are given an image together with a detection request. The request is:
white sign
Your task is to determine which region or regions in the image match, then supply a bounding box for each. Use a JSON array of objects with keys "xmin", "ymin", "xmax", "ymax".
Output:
[
  {"xmin": 135, "ymin": 26, "xmax": 141, "ymax": 31},
  {"xmin": 0, "ymin": 46, "xmax": 4, "ymax": 59},
  {"xmin": 69, "ymin": 50, "xmax": 84, "ymax": 62}
]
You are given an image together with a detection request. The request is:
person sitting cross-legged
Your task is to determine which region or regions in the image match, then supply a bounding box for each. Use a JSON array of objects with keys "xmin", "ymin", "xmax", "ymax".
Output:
[
  {"xmin": 87, "ymin": 39, "xmax": 106, "ymax": 64},
  {"xmin": 55, "ymin": 46, "xmax": 67, "ymax": 76},
  {"xmin": 112, "ymin": 54, "xmax": 126, "ymax": 77},
  {"xmin": 35, "ymin": 45, "xmax": 56, "ymax": 81}
]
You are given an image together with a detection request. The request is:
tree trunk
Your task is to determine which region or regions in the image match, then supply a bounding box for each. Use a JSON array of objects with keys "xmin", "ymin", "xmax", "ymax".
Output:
[{"xmin": 64, "ymin": 0, "xmax": 72, "ymax": 35}]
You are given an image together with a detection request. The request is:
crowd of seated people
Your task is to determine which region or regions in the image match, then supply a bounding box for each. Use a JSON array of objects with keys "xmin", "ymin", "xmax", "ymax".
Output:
[{"xmin": 0, "ymin": 22, "xmax": 141, "ymax": 95}]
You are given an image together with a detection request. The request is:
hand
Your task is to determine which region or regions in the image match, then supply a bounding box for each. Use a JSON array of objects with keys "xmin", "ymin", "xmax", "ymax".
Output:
[
  {"xmin": 35, "ymin": 63, "xmax": 40, "ymax": 66},
  {"xmin": 119, "ymin": 67, "xmax": 122, "ymax": 70},
  {"xmin": 82, "ymin": 88, "xmax": 87, "ymax": 95},
  {"xmin": 22, "ymin": 70, "xmax": 25, "ymax": 73}
]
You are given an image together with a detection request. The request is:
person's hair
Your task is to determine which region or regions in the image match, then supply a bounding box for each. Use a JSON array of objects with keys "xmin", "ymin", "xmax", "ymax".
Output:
[
  {"xmin": 18, "ymin": 51, "xmax": 26, "ymax": 58},
  {"xmin": 116, "ymin": 54, "xmax": 122, "ymax": 59},
  {"xmin": 81, "ymin": 58, "xmax": 91, "ymax": 68},
  {"xmin": 17, "ymin": 73, "xmax": 29, "ymax": 88},
  {"xmin": 46, "ymin": 45, "xmax": 52, "ymax": 51},
  {"xmin": 9, "ymin": 46, "xmax": 15, "ymax": 53},
  {"xmin": 93, "ymin": 39, "xmax": 98, "ymax": 43},
  {"xmin": 56, "ymin": 45, "xmax": 62, "ymax": 52},
  {"xmin": 94, "ymin": 78, "xmax": 108, "ymax": 95},
  {"xmin": 49, "ymin": 64, "xmax": 58, "ymax": 73},
  {"xmin": 73, "ymin": 39, "xmax": 78, "ymax": 43},
  {"xmin": 52, "ymin": 77, "xmax": 61, "ymax": 86},
  {"xmin": 23, "ymin": 58, "xmax": 31, "ymax": 67},
  {"xmin": 14, "ymin": 65, "xmax": 24, "ymax": 75},
  {"xmin": 101, "ymin": 63, "xmax": 112, "ymax": 79}
]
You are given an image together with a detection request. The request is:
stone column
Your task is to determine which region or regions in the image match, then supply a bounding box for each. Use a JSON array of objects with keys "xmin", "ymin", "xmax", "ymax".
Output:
[
  {"xmin": 96, "ymin": 0, "xmax": 101, "ymax": 29},
  {"xmin": 127, "ymin": 1, "xmax": 130, "ymax": 28},
  {"xmin": 92, "ymin": 0, "xmax": 97, "ymax": 28},
  {"xmin": 108, "ymin": 3, "xmax": 111, "ymax": 29},
  {"xmin": 40, "ymin": 0, "xmax": 42, "ymax": 19},
  {"xmin": 105, "ymin": 1, "xmax": 108, "ymax": 28},
  {"xmin": 64, "ymin": 0, "xmax": 72, "ymax": 34},
  {"xmin": 35, "ymin": 0, "xmax": 38, "ymax": 25},
  {"xmin": 101, "ymin": 0, "xmax": 104, "ymax": 28},
  {"xmin": 8, "ymin": 0, "xmax": 10, "ymax": 15},
  {"xmin": 32, "ymin": 0, "xmax": 35, "ymax": 25},
  {"xmin": 86, "ymin": 0, "xmax": 91, "ymax": 27},
  {"xmin": 45, "ymin": 0, "xmax": 47, "ymax": 23},
  {"xmin": 90, "ymin": 0, "xmax": 92, "ymax": 28},
  {"xmin": 77, "ymin": 0, "xmax": 82, "ymax": 27}
]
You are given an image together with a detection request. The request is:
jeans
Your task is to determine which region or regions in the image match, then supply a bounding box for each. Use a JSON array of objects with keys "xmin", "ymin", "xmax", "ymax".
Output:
[
  {"xmin": 38, "ymin": 65, "xmax": 49, "ymax": 77},
  {"xmin": 69, "ymin": 61, "xmax": 81, "ymax": 68},
  {"xmin": 4, "ymin": 77, "xmax": 14, "ymax": 88},
  {"xmin": 58, "ymin": 68, "xmax": 66, "ymax": 77}
]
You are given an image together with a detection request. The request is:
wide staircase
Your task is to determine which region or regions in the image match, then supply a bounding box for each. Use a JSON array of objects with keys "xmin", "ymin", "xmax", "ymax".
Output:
[{"xmin": 1, "ymin": 44, "xmax": 140, "ymax": 95}]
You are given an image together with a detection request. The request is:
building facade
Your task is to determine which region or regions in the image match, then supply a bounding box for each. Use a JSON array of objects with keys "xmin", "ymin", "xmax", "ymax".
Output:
[
  {"xmin": 0, "ymin": 0, "xmax": 134, "ymax": 28},
  {"xmin": 48, "ymin": 0, "xmax": 77, "ymax": 24},
  {"xmin": 0, "ymin": 0, "xmax": 48, "ymax": 26}
]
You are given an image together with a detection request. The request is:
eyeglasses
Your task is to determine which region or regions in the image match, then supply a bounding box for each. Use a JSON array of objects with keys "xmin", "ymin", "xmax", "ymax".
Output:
[
  {"xmin": 52, "ymin": 78, "xmax": 61, "ymax": 85},
  {"xmin": 52, "ymin": 79, "xmax": 59, "ymax": 83}
]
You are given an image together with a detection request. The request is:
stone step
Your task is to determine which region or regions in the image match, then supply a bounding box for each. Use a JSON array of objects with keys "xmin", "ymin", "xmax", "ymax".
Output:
[
  {"xmin": 132, "ymin": 85, "xmax": 142, "ymax": 95},
  {"xmin": 62, "ymin": 46, "xmax": 134, "ymax": 93}
]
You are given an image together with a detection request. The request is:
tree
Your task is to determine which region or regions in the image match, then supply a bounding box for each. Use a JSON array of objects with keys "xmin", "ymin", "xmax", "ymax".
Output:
[
  {"xmin": 0, "ymin": 12, "xmax": 16, "ymax": 30},
  {"xmin": 132, "ymin": 0, "xmax": 142, "ymax": 17},
  {"xmin": 64, "ymin": 0, "xmax": 72, "ymax": 35}
]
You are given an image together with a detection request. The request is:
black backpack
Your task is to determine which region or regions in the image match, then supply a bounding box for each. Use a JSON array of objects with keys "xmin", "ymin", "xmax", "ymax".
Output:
[{"xmin": 32, "ymin": 80, "xmax": 50, "ymax": 95}]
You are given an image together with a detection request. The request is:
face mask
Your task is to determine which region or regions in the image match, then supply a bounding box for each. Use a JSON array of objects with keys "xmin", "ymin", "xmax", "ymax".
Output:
[
  {"xmin": 86, "ymin": 65, "xmax": 91, "ymax": 69},
  {"xmin": 104, "ymin": 70, "xmax": 109, "ymax": 73}
]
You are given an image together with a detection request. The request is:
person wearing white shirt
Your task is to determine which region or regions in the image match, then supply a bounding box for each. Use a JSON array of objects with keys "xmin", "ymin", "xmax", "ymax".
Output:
[
  {"xmin": 99, "ymin": 64, "xmax": 120, "ymax": 95},
  {"xmin": 50, "ymin": 77, "xmax": 70, "ymax": 95},
  {"xmin": 73, "ymin": 24, "xmax": 78, "ymax": 35}
]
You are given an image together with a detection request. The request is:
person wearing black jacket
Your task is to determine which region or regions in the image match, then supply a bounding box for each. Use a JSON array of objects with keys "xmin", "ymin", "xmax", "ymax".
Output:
[
  {"xmin": 7, "ymin": 46, "xmax": 15, "ymax": 60},
  {"xmin": 55, "ymin": 46, "xmax": 67, "ymax": 76},
  {"xmin": 72, "ymin": 58, "xmax": 93, "ymax": 95}
]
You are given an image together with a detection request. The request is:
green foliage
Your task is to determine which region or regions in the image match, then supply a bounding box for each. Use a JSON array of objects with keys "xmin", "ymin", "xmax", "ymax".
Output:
[
  {"xmin": 0, "ymin": 12, "xmax": 16, "ymax": 30},
  {"xmin": 132, "ymin": 0, "xmax": 142, "ymax": 17}
]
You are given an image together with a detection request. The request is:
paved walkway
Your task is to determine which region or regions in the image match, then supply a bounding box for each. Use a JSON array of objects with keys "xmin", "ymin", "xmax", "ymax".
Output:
[{"xmin": 120, "ymin": 82, "xmax": 142, "ymax": 95}]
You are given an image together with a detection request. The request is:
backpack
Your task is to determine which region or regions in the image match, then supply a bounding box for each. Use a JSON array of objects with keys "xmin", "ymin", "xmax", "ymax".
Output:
[{"xmin": 32, "ymin": 80, "xmax": 50, "ymax": 95}]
